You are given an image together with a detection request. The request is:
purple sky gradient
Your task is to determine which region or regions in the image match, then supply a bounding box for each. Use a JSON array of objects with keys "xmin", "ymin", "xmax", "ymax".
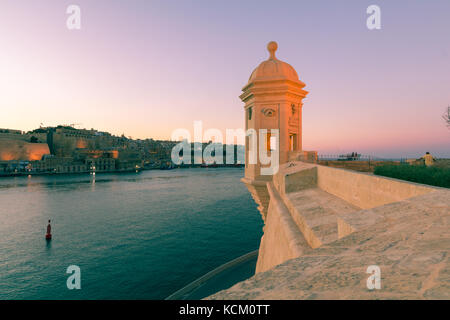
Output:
[{"xmin": 0, "ymin": 0, "xmax": 449, "ymax": 157}]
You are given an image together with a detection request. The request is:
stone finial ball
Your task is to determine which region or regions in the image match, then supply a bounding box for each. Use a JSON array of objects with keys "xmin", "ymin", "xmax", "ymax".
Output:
[
  {"xmin": 267, "ymin": 41, "xmax": 278, "ymax": 53},
  {"xmin": 267, "ymin": 41, "xmax": 278, "ymax": 59}
]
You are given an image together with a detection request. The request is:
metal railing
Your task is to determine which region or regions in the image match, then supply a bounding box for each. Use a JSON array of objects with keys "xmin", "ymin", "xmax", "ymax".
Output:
[{"xmin": 318, "ymin": 154, "xmax": 408, "ymax": 162}]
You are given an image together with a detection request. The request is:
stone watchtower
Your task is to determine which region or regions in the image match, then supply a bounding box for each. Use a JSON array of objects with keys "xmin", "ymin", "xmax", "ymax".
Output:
[{"xmin": 240, "ymin": 41, "xmax": 311, "ymax": 219}]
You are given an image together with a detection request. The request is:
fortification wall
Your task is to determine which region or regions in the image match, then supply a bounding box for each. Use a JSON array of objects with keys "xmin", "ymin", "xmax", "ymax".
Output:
[
  {"xmin": 0, "ymin": 139, "xmax": 50, "ymax": 161},
  {"xmin": 209, "ymin": 188, "xmax": 450, "ymax": 300},
  {"xmin": 255, "ymin": 182, "xmax": 307, "ymax": 273},
  {"xmin": 317, "ymin": 160, "xmax": 400, "ymax": 172},
  {"xmin": 316, "ymin": 165, "xmax": 433, "ymax": 209},
  {"xmin": 252, "ymin": 162, "xmax": 438, "ymax": 274}
]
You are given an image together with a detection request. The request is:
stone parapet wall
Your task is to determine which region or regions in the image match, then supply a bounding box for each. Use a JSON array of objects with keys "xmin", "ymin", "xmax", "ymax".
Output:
[
  {"xmin": 316, "ymin": 164, "xmax": 434, "ymax": 209},
  {"xmin": 208, "ymin": 188, "xmax": 450, "ymax": 300},
  {"xmin": 255, "ymin": 182, "xmax": 308, "ymax": 273},
  {"xmin": 243, "ymin": 161, "xmax": 445, "ymax": 282},
  {"xmin": 318, "ymin": 160, "xmax": 399, "ymax": 172}
]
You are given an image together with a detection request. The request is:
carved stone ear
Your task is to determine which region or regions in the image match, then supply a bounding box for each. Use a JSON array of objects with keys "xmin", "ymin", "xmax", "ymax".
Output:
[{"xmin": 262, "ymin": 108, "xmax": 276, "ymax": 117}]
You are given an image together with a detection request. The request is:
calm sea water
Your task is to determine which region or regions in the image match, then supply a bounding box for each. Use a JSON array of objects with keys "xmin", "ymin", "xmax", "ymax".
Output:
[{"xmin": 0, "ymin": 168, "xmax": 262, "ymax": 299}]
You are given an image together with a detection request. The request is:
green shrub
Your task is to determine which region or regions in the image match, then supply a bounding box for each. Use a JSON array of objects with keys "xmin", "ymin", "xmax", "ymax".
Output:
[{"xmin": 374, "ymin": 164, "xmax": 450, "ymax": 188}]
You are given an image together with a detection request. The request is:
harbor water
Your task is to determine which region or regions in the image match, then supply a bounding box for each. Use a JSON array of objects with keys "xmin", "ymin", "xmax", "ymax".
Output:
[{"xmin": 0, "ymin": 168, "xmax": 263, "ymax": 299}]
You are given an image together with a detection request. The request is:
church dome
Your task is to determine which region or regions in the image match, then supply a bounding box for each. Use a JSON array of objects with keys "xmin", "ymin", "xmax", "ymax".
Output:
[{"xmin": 248, "ymin": 41, "xmax": 300, "ymax": 83}]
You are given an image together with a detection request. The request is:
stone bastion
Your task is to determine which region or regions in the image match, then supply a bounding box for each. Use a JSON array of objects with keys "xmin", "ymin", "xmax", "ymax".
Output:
[{"xmin": 209, "ymin": 162, "xmax": 449, "ymax": 299}]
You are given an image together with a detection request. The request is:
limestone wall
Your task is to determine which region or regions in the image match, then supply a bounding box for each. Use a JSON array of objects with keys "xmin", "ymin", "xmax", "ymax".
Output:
[
  {"xmin": 316, "ymin": 165, "xmax": 434, "ymax": 209},
  {"xmin": 0, "ymin": 139, "xmax": 50, "ymax": 161},
  {"xmin": 241, "ymin": 177, "xmax": 271, "ymax": 221},
  {"xmin": 216, "ymin": 162, "xmax": 449, "ymax": 299},
  {"xmin": 318, "ymin": 160, "xmax": 399, "ymax": 172},
  {"xmin": 252, "ymin": 161, "xmax": 438, "ymax": 275},
  {"xmin": 208, "ymin": 190, "xmax": 450, "ymax": 300},
  {"xmin": 255, "ymin": 182, "xmax": 307, "ymax": 273}
]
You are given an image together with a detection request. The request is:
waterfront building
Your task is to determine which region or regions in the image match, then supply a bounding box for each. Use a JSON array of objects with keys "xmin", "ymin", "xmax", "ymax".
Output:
[
  {"xmin": 0, "ymin": 160, "xmax": 30, "ymax": 173},
  {"xmin": 0, "ymin": 128, "xmax": 23, "ymax": 135},
  {"xmin": 0, "ymin": 125, "xmax": 171, "ymax": 174}
]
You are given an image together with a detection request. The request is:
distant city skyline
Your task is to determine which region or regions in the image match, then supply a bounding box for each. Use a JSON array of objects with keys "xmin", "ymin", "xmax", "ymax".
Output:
[{"xmin": 1, "ymin": 1, "xmax": 449, "ymax": 158}]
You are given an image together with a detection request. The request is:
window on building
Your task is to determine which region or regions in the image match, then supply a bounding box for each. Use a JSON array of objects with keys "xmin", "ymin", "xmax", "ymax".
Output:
[
  {"xmin": 266, "ymin": 132, "xmax": 277, "ymax": 151},
  {"xmin": 289, "ymin": 134, "xmax": 297, "ymax": 151}
]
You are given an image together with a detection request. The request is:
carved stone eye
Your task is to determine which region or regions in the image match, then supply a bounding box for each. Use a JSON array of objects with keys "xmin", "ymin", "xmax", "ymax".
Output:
[{"xmin": 262, "ymin": 108, "xmax": 276, "ymax": 117}]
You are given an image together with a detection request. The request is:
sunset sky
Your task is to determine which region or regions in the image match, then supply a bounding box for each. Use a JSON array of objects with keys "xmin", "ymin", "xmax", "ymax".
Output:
[{"xmin": 0, "ymin": 0, "xmax": 449, "ymax": 158}]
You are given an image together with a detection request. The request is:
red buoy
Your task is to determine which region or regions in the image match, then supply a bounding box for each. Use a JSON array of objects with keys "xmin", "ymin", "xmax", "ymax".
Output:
[{"xmin": 46, "ymin": 220, "xmax": 52, "ymax": 240}]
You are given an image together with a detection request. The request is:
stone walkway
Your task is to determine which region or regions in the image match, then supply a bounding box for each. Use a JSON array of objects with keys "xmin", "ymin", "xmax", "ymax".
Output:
[
  {"xmin": 208, "ymin": 190, "xmax": 450, "ymax": 299},
  {"xmin": 284, "ymin": 188, "xmax": 360, "ymax": 248}
]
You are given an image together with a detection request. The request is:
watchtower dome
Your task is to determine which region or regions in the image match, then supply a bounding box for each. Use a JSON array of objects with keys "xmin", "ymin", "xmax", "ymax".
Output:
[{"xmin": 248, "ymin": 41, "xmax": 301, "ymax": 84}]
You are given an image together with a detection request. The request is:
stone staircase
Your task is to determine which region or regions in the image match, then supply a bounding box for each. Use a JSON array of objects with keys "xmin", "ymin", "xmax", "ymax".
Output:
[{"xmin": 282, "ymin": 188, "xmax": 360, "ymax": 248}]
